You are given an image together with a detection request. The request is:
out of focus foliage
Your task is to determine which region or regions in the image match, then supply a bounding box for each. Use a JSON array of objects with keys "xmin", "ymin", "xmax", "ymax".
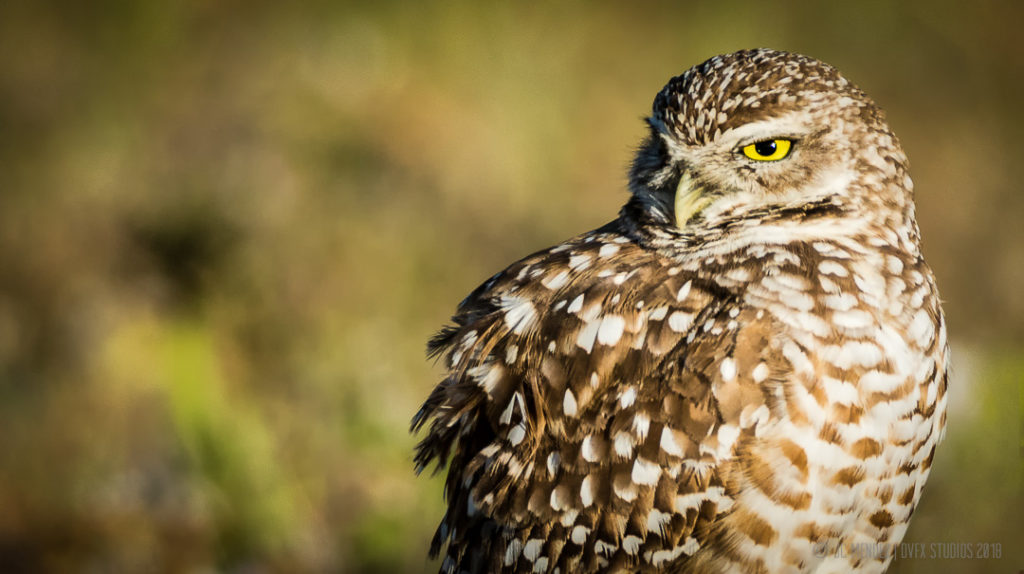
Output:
[{"xmin": 0, "ymin": 1, "xmax": 1020, "ymax": 572}]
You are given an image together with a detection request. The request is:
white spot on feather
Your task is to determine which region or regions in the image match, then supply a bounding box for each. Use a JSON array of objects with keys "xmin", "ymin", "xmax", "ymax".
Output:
[
  {"xmin": 823, "ymin": 340, "xmax": 883, "ymax": 368},
  {"xmin": 598, "ymin": 243, "xmax": 620, "ymax": 258},
  {"xmin": 674, "ymin": 492, "xmax": 705, "ymax": 512},
  {"xmin": 646, "ymin": 508, "xmax": 672, "ymax": 535},
  {"xmin": 582, "ymin": 435, "xmax": 601, "ymax": 462},
  {"xmin": 619, "ymin": 386, "xmax": 636, "ymax": 408},
  {"xmin": 546, "ymin": 451, "xmax": 560, "ymax": 477},
  {"xmin": 861, "ymin": 369, "xmax": 905, "ymax": 392},
  {"xmin": 771, "ymin": 271, "xmax": 808, "ymax": 290},
  {"xmin": 581, "ymin": 475, "xmax": 595, "ymax": 507},
  {"xmin": 499, "ymin": 398, "xmax": 516, "ymax": 425},
  {"xmin": 569, "ymin": 254, "xmax": 592, "ymax": 270},
  {"xmin": 469, "ymin": 364, "xmax": 503, "ymax": 393},
  {"xmin": 613, "ymin": 431, "xmax": 635, "ymax": 457},
  {"xmin": 567, "ymin": 293, "xmax": 585, "ymax": 314},
  {"xmin": 707, "ymin": 486, "xmax": 734, "ymax": 511},
  {"xmin": 782, "ymin": 341, "xmax": 813, "ymax": 374},
  {"xmin": 502, "ymin": 296, "xmax": 537, "ymax": 335},
  {"xmin": 823, "ymin": 376, "xmax": 859, "ymax": 405},
  {"xmin": 779, "ymin": 290, "xmax": 815, "ymax": 311},
  {"xmin": 622, "ymin": 535, "xmax": 642, "ymax": 555},
  {"xmin": 824, "ymin": 292, "xmax": 858, "ymax": 311},
  {"xmin": 832, "ymin": 309, "xmax": 875, "ymax": 330},
  {"xmin": 668, "ymin": 311, "xmax": 693, "ymax": 332},
  {"xmin": 560, "ymin": 508, "xmax": 578, "ymax": 526},
  {"xmin": 716, "ymin": 424, "xmax": 740, "ymax": 458},
  {"xmin": 854, "ymin": 271, "xmax": 887, "ymax": 301},
  {"xmin": 576, "ymin": 321, "xmax": 600, "ymax": 353},
  {"xmin": 563, "ymin": 390, "xmax": 578, "ymax": 417},
  {"xmin": 680, "ymin": 537, "xmax": 700, "ymax": 556},
  {"xmin": 724, "ymin": 267, "xmax": 750, "ymax": 282},
  {"xmin": 523, "ymin": 539, "xmax": 543, "ymax": 562},
  {"xmin": 632, "ymin": 457, "xmax": 660, "ymax": 486},
  {"xmin": 597, "ymin": 315, "xmax": 626, "ymax": 345},
  {"xmin": 676, "ymin": 280, "xmax": 692, "ymax": 302},
  {"xmin": 719, "ymin": 358, "xmax": 737, "ymax": 382},
  {"xmin": 886, "ymin": 255, "xmax": 904, "ymax": 274},
  {"xmin": 504, "ymin": 539, "xmax": 523, "ymax": 566},
  {"xmin": 542, "ymin": 269, "xmax": 570, "ymax": 290},
  {"xmin": 660, "ymin": 427, "xmax": 683, "ymax": 456},
  {"xmin": 752, "ymin": 362, "xmax": 770, "ymax": 383},
  {"xmin": 909, "ymin": 308, "xmax": 935, "ymax": 347},
  {"xmin": 818, "ymin": 260, "xmax": 849, "ymax": 276},
  {"xmin": 571, "ymin": 525, "xmax": 590, "ymax": 544},
  {"xmin": 508, "ymin": 421, "xmax": 526, "ymax": 446},
  {"xmin": 632, "ymin": 412, "xmax": 651, "ymax": 439},
  {"xmin": 650, "ymin": 545, "xmax": 687, "ymax": 567}
]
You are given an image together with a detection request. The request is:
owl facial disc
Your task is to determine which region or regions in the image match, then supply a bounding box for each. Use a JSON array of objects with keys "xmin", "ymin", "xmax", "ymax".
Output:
[{"xmin": 674, "ymin": 171, "xmax": 711, "ymax": 228}]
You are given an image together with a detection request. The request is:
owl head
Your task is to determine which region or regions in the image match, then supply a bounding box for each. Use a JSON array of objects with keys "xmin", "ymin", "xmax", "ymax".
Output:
[{"xmin": 627, "ymin": 49, "xmax": 911, "ymax": 240}]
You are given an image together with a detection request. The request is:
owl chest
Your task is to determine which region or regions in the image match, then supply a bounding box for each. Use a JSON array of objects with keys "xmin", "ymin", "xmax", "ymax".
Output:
[{"xmin": 720, "ymin": 263, "xmax": 947, "ymax": 572}]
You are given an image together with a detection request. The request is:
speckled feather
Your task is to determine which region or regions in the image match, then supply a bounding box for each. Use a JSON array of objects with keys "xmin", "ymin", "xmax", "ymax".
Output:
[{"xmin": 413, "ymin": 49, "xmax": 948, "ymax": 574}]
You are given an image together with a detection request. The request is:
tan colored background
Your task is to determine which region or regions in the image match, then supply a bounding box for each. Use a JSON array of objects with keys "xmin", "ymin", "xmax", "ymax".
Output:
[{"xmin": 0, "ymin": 1, "xmax": 1020, "ymax": 572}]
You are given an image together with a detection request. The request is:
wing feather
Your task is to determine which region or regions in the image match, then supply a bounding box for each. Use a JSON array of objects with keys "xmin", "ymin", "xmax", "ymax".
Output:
[{"xmin": 414, "ymin": 226, "xmax": 790, "ymax": 573}]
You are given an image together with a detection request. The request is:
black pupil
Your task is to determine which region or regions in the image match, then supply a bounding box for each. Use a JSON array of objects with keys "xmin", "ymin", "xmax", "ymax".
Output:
[{"xmin": 754, "ymin": 140, "xmax": 777, "ymax": 156}]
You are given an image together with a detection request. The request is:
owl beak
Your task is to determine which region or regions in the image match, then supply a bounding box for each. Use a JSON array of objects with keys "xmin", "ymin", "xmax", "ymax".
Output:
[{"xmin": 674, "ymin": 171, "xmax": 711, "ymax": 228}]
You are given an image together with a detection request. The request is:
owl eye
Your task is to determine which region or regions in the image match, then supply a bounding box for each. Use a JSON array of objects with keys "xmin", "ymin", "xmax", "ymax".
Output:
[{"xmin": 741, "ymin": 139, "xmax": 793, "ymax": 162}]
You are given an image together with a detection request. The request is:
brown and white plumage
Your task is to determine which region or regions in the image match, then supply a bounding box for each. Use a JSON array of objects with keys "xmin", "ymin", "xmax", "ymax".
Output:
[{"xmin": 413, "ymin": 49, "xmax": 948, "ymax": 573}]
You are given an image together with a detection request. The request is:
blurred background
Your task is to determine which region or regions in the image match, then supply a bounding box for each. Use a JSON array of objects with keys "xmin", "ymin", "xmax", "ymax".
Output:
[{"xmin": 0, "ymin": 1, "xmax": 1021, "ymax": 572}]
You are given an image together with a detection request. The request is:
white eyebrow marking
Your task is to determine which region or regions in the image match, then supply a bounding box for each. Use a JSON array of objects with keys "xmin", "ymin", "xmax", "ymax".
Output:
[{"xmin": 717, "ymin": 115, "xmax": 810, "ymax": 148}]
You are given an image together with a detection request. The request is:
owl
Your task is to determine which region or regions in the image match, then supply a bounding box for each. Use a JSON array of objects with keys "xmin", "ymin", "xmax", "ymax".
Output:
[{"xmin": 412, "ymin": 49, "xmax": 948, "ymax": 573}]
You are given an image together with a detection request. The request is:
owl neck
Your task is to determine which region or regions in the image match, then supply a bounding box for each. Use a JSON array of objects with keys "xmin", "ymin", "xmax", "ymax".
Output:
[{"xmin": 619, "ymin": 192, "xmax": 921, "ymax": 259}]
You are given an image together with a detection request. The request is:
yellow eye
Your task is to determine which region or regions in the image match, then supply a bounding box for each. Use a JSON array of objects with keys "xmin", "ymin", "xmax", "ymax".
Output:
[{"xmin": 741, "ymin": 139, "xmax": 793, "ymax": 162}]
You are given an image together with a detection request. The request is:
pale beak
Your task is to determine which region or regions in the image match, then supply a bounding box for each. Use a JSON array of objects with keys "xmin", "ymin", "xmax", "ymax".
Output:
[{"xmin": 674, "ymin": 171, "xmax": 711, "ymax": 228}]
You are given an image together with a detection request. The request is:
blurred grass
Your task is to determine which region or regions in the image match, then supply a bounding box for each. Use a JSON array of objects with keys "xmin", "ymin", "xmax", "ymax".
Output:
[
  {"xmin": 892, "ymin": 347, "xmax": 1024, "ymax": 573},
  {"xmin": 0, "ymin": 1, "xmax": 1021, "ymax": 572}
]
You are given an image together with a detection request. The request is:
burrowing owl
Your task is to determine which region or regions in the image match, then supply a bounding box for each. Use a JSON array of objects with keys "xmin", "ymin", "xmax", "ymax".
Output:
[{"xmin": 413, "ymin": 49, "xmax": 948, "ymax": 573}]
